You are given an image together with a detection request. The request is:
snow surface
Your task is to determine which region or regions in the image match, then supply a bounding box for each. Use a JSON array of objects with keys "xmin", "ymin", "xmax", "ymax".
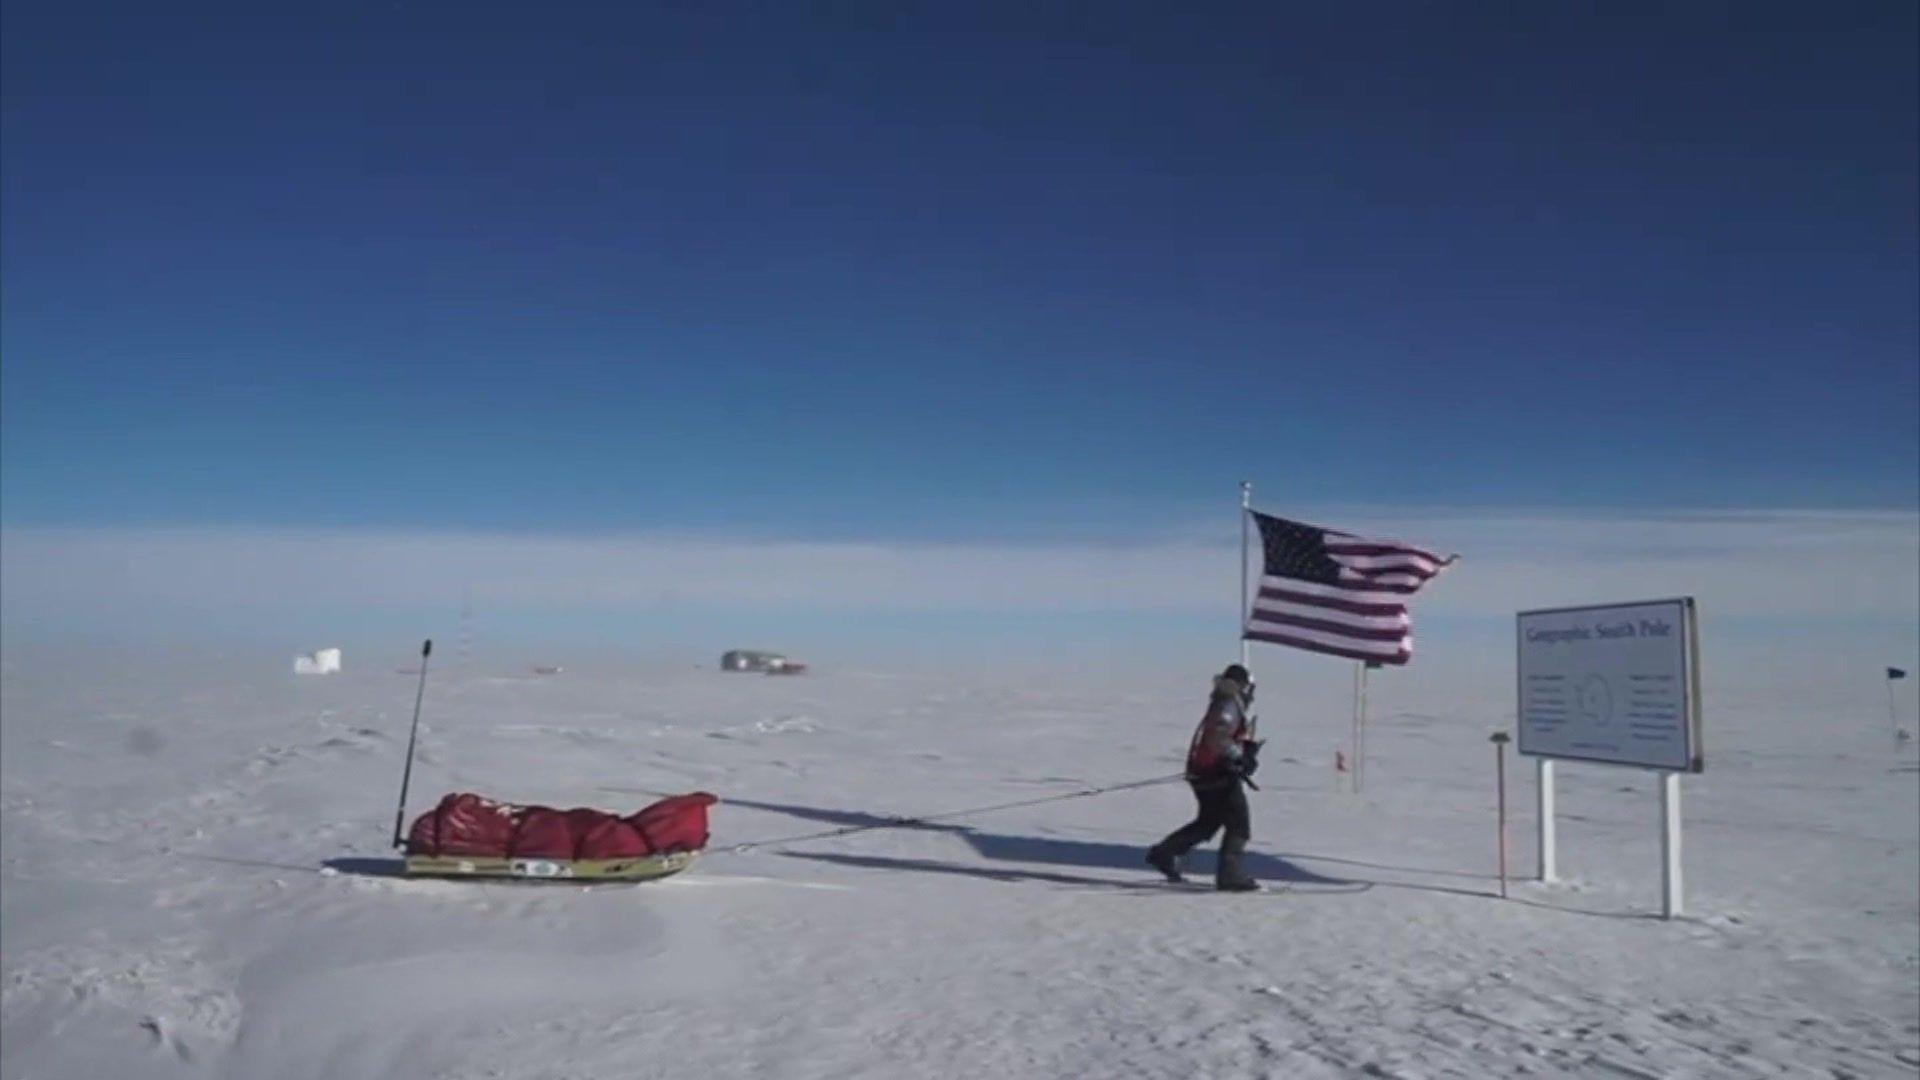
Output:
[{"xmin": 2, "ymin": 648, "xmax": 1916, "ymax": 1079}]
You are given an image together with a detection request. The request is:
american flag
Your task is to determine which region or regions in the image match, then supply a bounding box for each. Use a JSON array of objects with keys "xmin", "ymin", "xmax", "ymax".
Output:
[{"xmin": 1242, "ymin": 510, "xmax": 1456, "ymax": 666}]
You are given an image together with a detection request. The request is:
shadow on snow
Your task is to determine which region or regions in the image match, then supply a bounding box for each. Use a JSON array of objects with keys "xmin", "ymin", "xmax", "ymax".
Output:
[
  {"xmin": 726, "ymin": 795, "xmax": 1351, "ymax": 888},
  {"xmin": 727, "ymin": 796, "xmax": 1667, "ymax": 919}
]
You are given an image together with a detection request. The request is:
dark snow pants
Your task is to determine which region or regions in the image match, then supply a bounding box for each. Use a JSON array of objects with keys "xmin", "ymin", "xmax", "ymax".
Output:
[{"xmin": 1158, "ymin": 777, "xmax": 1250, "ymax": 856}]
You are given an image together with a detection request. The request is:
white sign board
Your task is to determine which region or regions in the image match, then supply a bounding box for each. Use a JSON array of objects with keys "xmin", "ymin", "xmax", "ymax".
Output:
[{"xmin": 1516, "ymin": 598, "xmax": 1701, "ymax": 772}]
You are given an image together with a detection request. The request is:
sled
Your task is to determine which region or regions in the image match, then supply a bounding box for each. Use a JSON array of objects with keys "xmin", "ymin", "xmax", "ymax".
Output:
[
  {"xmin": 404, "ymin": 849, "xmax": 700, "ymax": 882},
  {"xmin": 402, "ymin": 791, "xmax": 717, "ymax": 883}
]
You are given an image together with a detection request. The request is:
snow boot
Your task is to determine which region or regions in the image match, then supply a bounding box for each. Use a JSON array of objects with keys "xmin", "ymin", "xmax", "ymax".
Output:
[
  {"xmin": 1216, "ymin": 835, "xmax": 1258, "ymax": 892},
  {"xmin": 1145, "ymin": 843, "xmax": 1184, "ymax": 883}
]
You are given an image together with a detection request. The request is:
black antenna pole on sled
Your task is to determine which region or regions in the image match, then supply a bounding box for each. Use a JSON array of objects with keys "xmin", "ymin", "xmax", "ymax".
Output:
[{"xmin": 391, "ymin": 639, "xmax": 433, "ymax": 850}]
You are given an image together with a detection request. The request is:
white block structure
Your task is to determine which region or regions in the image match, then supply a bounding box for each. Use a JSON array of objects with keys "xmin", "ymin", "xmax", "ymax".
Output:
[{"xmin": 293, "ymin": 648, "xmax": 342, "ymax": 675}]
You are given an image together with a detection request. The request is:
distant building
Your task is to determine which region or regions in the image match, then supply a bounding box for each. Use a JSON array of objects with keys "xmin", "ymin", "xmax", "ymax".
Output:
[
  {"xmin": 721, "ymin": 650, "xmax": 784, "ymax": 672},
  {"xmin": 721, "ymin": 650, "xmax": 809, "ymax": 675},
  {"xmin": 293, "ymin": 647, "xmax": 342, "ymax": 675}
]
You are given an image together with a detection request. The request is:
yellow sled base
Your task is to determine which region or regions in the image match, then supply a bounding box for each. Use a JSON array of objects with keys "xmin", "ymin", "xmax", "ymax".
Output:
[{"xmin": 405, "ymin": 849, "xmax": 700, "ymax": 882}]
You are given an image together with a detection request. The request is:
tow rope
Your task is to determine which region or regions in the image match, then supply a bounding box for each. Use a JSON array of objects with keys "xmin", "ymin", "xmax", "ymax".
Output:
[{"xmin": 707, "ymin": 773, "xmax": 1189, "ymax": 855}]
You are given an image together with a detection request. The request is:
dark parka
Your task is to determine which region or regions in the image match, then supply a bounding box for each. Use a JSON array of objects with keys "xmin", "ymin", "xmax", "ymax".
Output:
[
  {"xmin": 1149, "ymin": 668, "xmax": 1261, "ymax": 890},
  {"xmin": 1184, "ymin": 674, "xmax": 1256, "ymax": 784}
]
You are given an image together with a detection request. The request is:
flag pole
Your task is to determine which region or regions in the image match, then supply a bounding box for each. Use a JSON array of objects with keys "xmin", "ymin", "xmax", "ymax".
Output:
[
  {"xmin": 1350, "ymin": 662, "xmax": 1362, "ymax": 793},
  {"xmin": 1357, "ymin": 660, "xmax": 1371, "ymax": 793},
  {"xmin": 1239, "ymin": 480, "xmax": 1252, "ymax": 669}
]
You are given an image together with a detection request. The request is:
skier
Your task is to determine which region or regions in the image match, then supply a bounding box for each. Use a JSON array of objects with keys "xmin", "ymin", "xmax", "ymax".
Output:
[{"xmin": 1146, "ymin": 663, "xmax": 1262, "ymax": 891}]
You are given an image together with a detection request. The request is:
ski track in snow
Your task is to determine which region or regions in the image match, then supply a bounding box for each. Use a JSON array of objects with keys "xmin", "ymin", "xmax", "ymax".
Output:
[{"xmin": 2, "ymin": 657, "xmax": 1917, "ymax": 1079}]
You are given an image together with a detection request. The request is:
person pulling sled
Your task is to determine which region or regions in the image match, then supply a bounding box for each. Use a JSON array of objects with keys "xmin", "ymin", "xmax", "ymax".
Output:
[{"xmin": 1146, "ymin": 663, "xmax": 1262, "ymax": 891}]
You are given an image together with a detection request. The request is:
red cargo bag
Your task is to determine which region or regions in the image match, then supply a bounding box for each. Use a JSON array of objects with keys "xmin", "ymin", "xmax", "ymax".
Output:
[
  {"xmin": 629, "ymin": 792, "xmax": 719, "ymax": 854},
  {"xmin": 576, "ymin": 814, "xmax": 653, "ymax": 859},
  {"xmin": 510, "ymin": 806, "xmax": 578, "ymax": 859},
  {"xmin": 407, "ymin": 793, "xmax": 517, "ymax": 857}
]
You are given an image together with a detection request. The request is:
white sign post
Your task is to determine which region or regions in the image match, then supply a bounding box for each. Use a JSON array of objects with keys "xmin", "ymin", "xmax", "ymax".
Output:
[{"xmin": 1516, "ymin": 598, "xmax": 1702, "ymax": 919}]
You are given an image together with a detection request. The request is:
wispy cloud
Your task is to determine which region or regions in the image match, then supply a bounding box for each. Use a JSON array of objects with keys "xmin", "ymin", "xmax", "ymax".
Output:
[
  {"xmin": 3, "ymin": 510, "xmax": 1914, "ymax": 639},
  {"xmin": 1348, "ymin": 507, "xmax": 1920, "ymax": 620}
]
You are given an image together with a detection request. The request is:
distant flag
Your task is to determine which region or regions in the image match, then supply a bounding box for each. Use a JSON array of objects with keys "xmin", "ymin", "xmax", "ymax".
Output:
[
  {"xmin": 1892, "ymin": 668, "xmax": 1909, "ymax": 680},
  {"xmin": 1243, "ymin": 510, "xmax": 1456, "ymax": 666}
]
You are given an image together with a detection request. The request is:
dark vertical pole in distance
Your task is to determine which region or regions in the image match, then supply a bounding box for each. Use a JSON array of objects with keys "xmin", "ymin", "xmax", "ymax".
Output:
[
  {"xmin": 392, "ymin": 640, "xmax": 433, "ymax": 850},
  {"xmin": 1491, "ymin": 731, "xmax": 1511, "ymax": 898}
]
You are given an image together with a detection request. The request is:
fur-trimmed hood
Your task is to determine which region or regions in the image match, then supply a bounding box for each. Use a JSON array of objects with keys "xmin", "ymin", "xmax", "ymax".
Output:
[{"xmin": 1211, "ymin": 675, "xmax": 1251, "ymax": 701}]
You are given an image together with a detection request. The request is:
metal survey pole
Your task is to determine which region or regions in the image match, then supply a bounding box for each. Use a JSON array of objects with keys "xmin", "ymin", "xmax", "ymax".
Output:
[{"xmin": 391, "ymin": 639, "xmax": 433, "ymax": 850}]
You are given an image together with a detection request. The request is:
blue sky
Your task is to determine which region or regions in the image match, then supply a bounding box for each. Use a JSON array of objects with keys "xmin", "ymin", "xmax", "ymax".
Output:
[
  {"xmin": 2, "ymin": 5, "xmax": 1916, "ymax": 673},
  {"xmin": 4, "ymin": 3, "xmax": 1915, "ymax": 538}
]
